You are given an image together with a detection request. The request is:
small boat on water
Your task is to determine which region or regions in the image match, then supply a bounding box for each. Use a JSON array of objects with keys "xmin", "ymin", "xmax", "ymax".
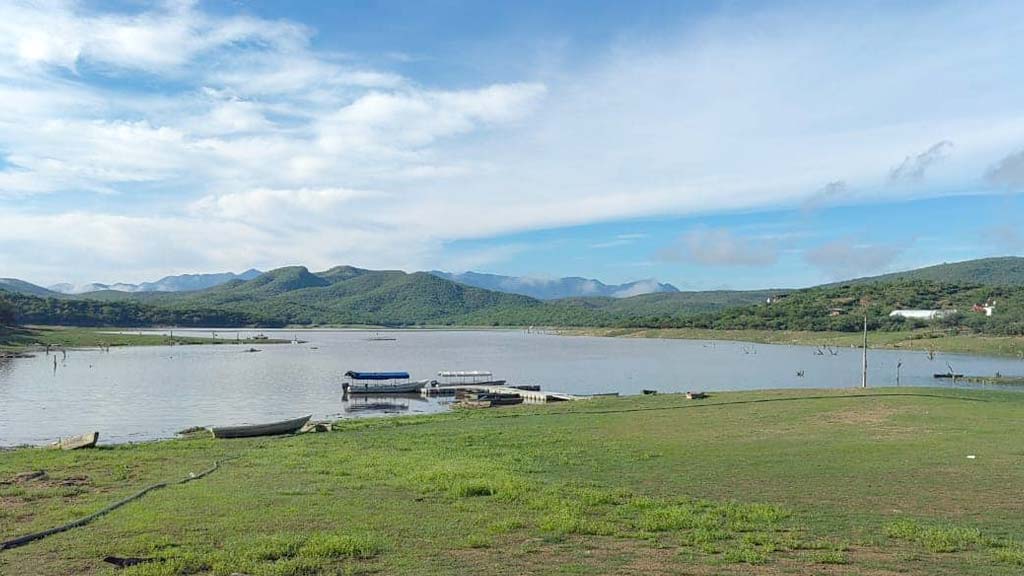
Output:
[
  {"xmin": 343, "ymin": 371, "xmax": 429, "ymax": 394},
  {"xmin": 209, "ymin": 414, "xmax": 311, "ymax": 439},
  {"xmin": 51, "ymin": 431, "xmax": 99, "ymax": 450},
  {"xmin": 436, "ymin": 370, "xmax": 506, "ymax": 387},
  {"xmin": 933, "ymin": 373, "xmax": 964, "ymax": 379}
]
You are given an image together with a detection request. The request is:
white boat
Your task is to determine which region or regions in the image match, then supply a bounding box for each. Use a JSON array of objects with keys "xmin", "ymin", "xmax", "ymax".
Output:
[
  {"xmin": 50, "ymin": 431, "xmax": 99, "ymax": 450},
  {"xmin": 436, "ymin": 370, "xmax": 506, "ymax": 387}
]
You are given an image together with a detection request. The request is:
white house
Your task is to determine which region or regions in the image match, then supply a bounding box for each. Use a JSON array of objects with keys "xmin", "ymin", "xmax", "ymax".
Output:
[{"xmin": 889, "ymin": 309, "xmax": 956, "ymax": 321}]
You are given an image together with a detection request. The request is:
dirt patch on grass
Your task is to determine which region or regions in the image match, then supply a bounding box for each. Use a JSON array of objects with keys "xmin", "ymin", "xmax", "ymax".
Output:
[
  {"xmin": 448, "ymin": 535, "xmax": 929, "ymax": 575},
  {"xmin": 817, "ymin": 403, "xmax": 903, "ymax": 426},
  {"xmin": 812, "ymin": 403, "xmax": 921, "ymax": 439}
]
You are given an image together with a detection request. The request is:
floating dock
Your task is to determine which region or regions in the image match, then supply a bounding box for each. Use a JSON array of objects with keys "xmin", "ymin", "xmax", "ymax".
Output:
[{"xmin": 423, "ymin": 384, "xmax": 581, "ymax": 403}]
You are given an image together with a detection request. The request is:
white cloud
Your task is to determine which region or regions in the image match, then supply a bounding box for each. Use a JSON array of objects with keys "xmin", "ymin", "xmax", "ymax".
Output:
[
  {"xmin": 658, "ymin": 227, "xmax": 779, "ymax": 267},
  {"xmin": 612, "ymin": 280, "xmax": 662, "ymax": 298},
  {"xmin": 2, "ymin": 1, "xmax": 1024, "ymax": 283},
  {"xmin": 889, "ymin": 141, "xmax": 954, "ymax": 183},
  {"xmin": 0, "ymin": 0, "xmax": 307, "ymax": 73},
  {"xmin": 804, "ymin": 239, "xmax": 905, "ymax": 280},
  {"xmin": 985, "ymin": 149, "xmax": 1024, "ymax": 188}
]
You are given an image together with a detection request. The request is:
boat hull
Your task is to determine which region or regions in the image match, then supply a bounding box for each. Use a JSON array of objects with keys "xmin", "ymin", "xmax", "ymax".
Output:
[
  {"xmin": 209, "ymin": 415, "xmax": 312, "ymax": 439},
  {"xmin": 51, "ymin": 431, "xmax": 99, "ymax": 450},
  {"xmin": 345, "ymin": 379, "xmax": 430, "ymax": 394}
]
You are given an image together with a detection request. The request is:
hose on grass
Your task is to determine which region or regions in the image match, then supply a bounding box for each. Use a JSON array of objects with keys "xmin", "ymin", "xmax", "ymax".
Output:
[{"xmin": 0, "ymin": 458, "xmax": 231, "ymax": 552}]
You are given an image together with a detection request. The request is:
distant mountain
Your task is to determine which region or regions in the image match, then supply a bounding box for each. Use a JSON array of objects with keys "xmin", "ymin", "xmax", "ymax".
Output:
[
  {"xmin": 430, "ymin": 271, "xmax": 679, "ymax": 300},
  {"xmin": 0, "ymin": 278, "xmax": 59, "ymax": 297},
  {"xmin": 5, "ymin": 260, "xmax": 1024, "ymax": 333},
  {"xmin": 48, "ymin": 269, "xmax": 263, "ymax": 294},
  {"xmin": 70, "ymin": 265, "xmax": 561, "ymax": 326},
  {"xmin": 840, "ymin": 257, "xmax": 1024, "ymax": 286}
]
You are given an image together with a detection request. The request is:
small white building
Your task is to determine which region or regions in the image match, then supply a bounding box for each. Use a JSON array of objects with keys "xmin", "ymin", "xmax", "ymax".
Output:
[{"xmin": 889, "ymin": 309, "xmax": 956, "ymax": 321}]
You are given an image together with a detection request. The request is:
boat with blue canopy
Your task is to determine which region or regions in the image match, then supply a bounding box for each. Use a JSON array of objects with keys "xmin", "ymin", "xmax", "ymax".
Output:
[{"xmin": 343, "ymin": 371, "xmax": 430, "ymax": 394}]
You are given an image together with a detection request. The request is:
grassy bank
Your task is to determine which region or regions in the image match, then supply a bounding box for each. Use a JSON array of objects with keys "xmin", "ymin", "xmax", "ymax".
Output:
[
  {"xmin": 561, "ymin": 327, "xmax": 1024, "ymax": 357},
  {"xmin": 3, "ymin": 388, "xmax": 1024, "ymax": 575},
  {"xmin": 0, "ymin": 326, "xmax": 285, "ymax": 351}
]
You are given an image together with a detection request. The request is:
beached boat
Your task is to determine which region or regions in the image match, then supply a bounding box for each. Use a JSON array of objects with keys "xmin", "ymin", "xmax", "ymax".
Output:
[
  {"xmin": 686, "ymin": 391, "xmax": 708, "ymax": 399},
  {"xmin": 51, "ymin": 431, "xmax": 99, "ymax": 450},
  {"xmin": 208, "ymin": 415, "xmax": 311, "ymax": 439},
  {"xmin": 343, "ymin": 371, "xmax": 430, "ymax": 394}
]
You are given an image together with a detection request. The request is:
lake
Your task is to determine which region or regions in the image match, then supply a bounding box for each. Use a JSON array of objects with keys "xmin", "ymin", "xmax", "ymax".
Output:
[{"xmin": 2, "ymin": 329, "xmax": 1022, "ymax": 446}]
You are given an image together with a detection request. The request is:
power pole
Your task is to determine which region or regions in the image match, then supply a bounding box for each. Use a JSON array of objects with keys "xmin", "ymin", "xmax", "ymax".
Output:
[{"xmin": 861, "ymin": 315, "xmax": 868, "ymax": 388}]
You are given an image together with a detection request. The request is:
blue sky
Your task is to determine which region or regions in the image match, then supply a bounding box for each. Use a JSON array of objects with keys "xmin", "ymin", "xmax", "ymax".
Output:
[{"xmin": 0, "ymin": 0, "xmax": 1022, "ymax": 288}]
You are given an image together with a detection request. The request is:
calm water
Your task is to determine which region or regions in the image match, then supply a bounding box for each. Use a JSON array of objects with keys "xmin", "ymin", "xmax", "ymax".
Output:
[{"xmin": 2, "ymin": 329, "xmax": 1022, "ymax": 446}]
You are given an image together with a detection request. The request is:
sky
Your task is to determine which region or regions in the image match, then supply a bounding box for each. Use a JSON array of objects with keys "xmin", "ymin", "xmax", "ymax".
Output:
[{"xmin": 1, "ymin": 0, "xmax": 1023, "ymax": 289}]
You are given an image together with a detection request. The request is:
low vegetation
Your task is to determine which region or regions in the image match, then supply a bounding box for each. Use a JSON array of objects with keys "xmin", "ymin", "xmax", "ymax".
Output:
[
  {"xmin": 3, "ymin": 388, "xmax": 1024, "ymax": 575},
  {"xmin": 0, "ymin": 326, "xmax": 282, "ymax": 351}
]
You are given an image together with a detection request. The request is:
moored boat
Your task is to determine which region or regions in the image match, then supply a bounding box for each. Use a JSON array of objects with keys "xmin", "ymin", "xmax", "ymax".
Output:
[
  {"xmin": 209, "ymin": 414, "xmax": 311, "ymax": 439},
  {"xmin": 343, "ymin": 371, "xmax": 430, "ymax": 394},
  {"xmin": 435, "ymin": 370, "xmax": 506, "ymax": 387},
  {"xmin": 51, "ymin": 431, "xmax": 99, "ymax": 450}
]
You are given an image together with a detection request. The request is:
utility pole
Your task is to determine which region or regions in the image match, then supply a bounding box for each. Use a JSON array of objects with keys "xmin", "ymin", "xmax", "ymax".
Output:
[{"xmin": 861, "ymin": 315, "xmax": 868, "ymax": 388}]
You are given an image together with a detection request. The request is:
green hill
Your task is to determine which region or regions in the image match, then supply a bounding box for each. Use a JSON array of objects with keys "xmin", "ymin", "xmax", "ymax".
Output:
[
  {"xmin": 672, "ymin": 279, "xmax": 1024, "ymax": 335},
  {"xmin": 3, "ymin": 266, "xmax": 607, "ymax": 328},
  {"xmin": 3, "ymin": 257, "xmax": 1024, "ymax": 333},
  {"xmin": 843, "ymin": 256, "xmax": 1024, "ymax": 286},
  {"xmin": 0, "ymin": 278, "xmax": 61, "ymax": 297},
  {"xmin": 555, "ymin": 290, "xmax": 776, "ymax": 316}
]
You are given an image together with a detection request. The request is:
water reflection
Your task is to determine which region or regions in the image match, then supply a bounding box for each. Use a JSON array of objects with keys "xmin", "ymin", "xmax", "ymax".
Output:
[
  {"xmin": 1, "ymin": 329, "xmax": 1022, "ymax": 446},
  {"xmin": 343, "ymin": 393, "xmax": 434, "ymax": 414}
]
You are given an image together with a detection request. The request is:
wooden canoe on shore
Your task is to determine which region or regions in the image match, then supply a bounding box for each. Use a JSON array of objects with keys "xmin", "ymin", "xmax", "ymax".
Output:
[
  {"xmin": 209, "ymin": 415, "xmax": 311, "ymax": 439},
  {"xmin": 51, "ymin": 432, "xmax": 99, "ymax": 450}
]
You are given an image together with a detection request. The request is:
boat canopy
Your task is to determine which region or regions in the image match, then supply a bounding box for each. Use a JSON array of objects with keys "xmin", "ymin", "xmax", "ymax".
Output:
[
  {"xmin": 438, "ymin": 370, "xmax": 493, "ymax": 378},
  {"xmin": 345, "ymin": 371, "xmax": 410, "ymax": 380}
]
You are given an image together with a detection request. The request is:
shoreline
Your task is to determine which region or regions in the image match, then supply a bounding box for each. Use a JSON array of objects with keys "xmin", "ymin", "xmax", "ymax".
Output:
[
  {"xmin": 5, "ymin": 323, "xmax": 1024, "ymax": 358},
  {"xmin": 0, "ymin": 325, "xmax": 288, "ymax": 352},
  {"xmin": 3, "ymin": 387, "xmax": 1024, "ymax": 575},
  {"xmin": 557, "ymin": 326, "xmax": 1024, "ymax": 358}
]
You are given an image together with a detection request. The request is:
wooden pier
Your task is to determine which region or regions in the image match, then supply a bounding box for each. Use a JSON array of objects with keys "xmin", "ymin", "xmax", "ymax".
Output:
[{"xmin": 423, "ymin": 384, "xmax": 581, "ymax": 403}]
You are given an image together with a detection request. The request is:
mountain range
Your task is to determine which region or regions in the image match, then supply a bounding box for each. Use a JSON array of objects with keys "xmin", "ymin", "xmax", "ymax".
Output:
[
  {"xmin": 429, "ymin": 271, "xmax": 678, "ymax": 299},
  {"xmin": 1, "ymin": 257, "xmax": 1022, "ymax": 331},
  {"xmin": 47, "ymin": 269, "xmax": 263, "ymax": 295},
  {"xmin": 24, "ymin": 269, "xmax": 679, "ymax": 300}
]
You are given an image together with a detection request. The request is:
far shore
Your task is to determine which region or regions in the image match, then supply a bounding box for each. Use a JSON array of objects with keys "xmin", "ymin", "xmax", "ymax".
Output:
[
  {"xmin": 557, "ymin": 326, "xmax": 1024, "ymax": 358},
  {"xmin": 5, "ymin": 324, "xmax": 1024, "ymax": 359},
  {"xmin": 0, "ymin": 325, "xmax": 288, "ymax": 352}
]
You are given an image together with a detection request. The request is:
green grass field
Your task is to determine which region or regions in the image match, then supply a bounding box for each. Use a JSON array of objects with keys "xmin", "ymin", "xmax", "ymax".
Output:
[
  {"xmin": 3, "ymin": 388, "xmax": 1024, "ymax": 575},
  {"xmin": 0, "ymin": 326, "xmax": 285, "ymax": 351},
  {"xmin": 562, "ymin": 327, "xmax": 1024, "ymax": 358}
]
